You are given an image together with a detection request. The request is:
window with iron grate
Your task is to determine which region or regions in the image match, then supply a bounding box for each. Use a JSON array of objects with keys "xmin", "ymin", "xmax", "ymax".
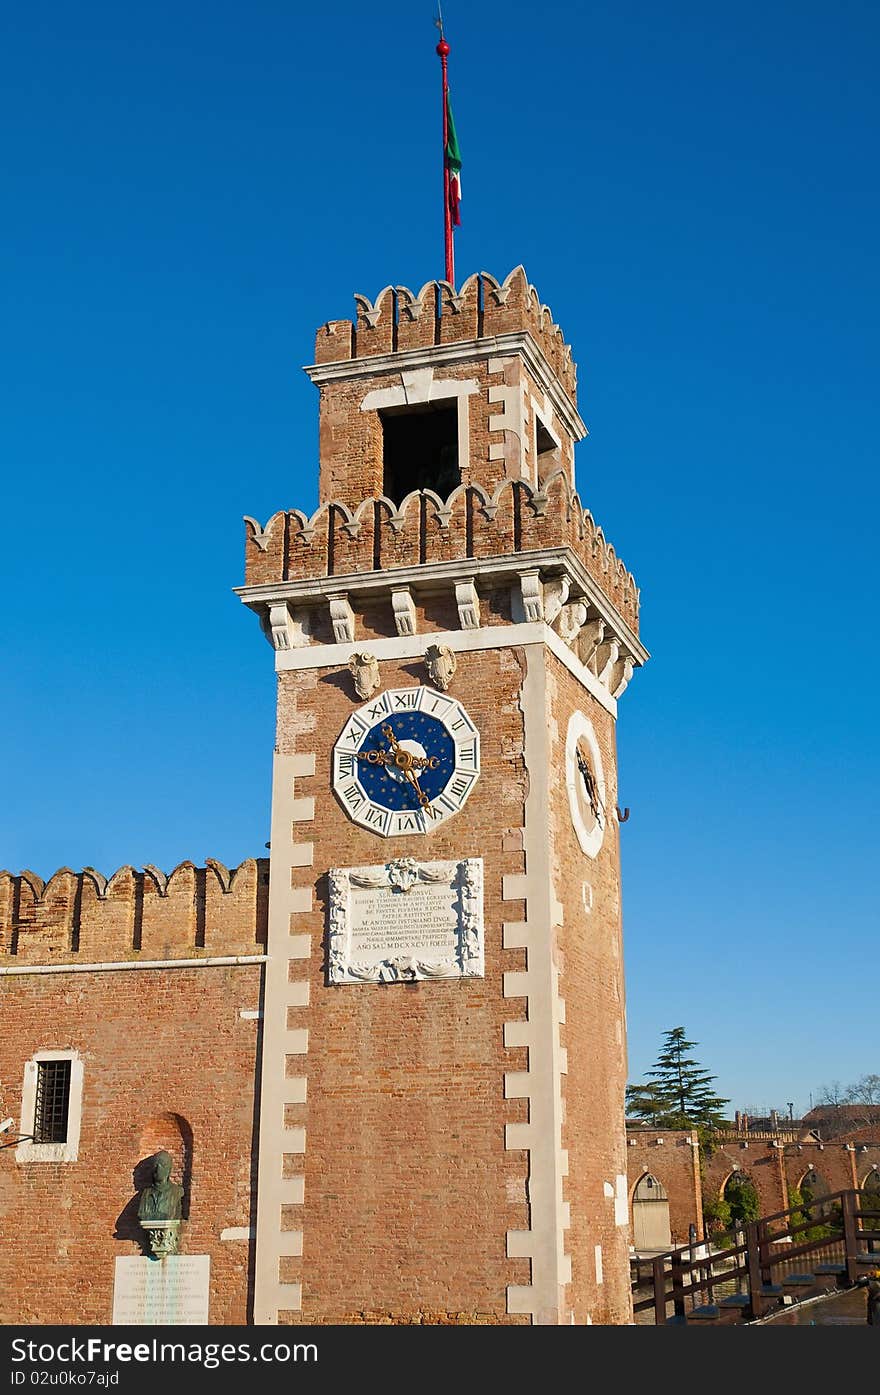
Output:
[{"xmin": 33, "ymin": 1059, "xmax": 72, "ymax": 1143}]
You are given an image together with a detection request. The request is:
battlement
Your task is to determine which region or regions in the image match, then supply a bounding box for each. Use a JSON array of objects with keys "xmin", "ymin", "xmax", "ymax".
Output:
[
  {"xmin": 0, "ymin": 858, "xmax": 269, "ymax": 965},
  {"xmin": 243, "ymin": 469, "xmax": 640, "ymax": 634},
  {"xmin": 313, "ymin": 267, "xmax": 578, "ymax": 404}
]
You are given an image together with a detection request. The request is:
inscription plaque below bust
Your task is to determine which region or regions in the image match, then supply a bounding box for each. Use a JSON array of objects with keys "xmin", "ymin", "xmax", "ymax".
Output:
[
  {"xmin": 112, "ymin": 1255, "xmax": 209, "ymax": 1325},
  {"xmin": 328, "ymin": 857, "xmax": 484, "ymax": 983}
]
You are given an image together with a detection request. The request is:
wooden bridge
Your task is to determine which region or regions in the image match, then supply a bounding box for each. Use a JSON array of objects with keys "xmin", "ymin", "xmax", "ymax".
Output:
[{"xmin": 631, "ymin": 1187, "xmax": 880, "ymax": 1325}]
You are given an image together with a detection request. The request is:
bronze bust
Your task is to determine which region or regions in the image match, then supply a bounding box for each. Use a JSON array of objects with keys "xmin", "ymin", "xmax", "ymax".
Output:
[{"xmin": 137, "ymin": 1151, "xmax": 183, "ymax": 1223}]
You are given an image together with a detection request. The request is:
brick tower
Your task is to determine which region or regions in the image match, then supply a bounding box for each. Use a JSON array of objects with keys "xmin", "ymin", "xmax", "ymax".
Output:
[{"xmin": 237, "ymin": 267, "xmax": 648, "ymax": 1325}]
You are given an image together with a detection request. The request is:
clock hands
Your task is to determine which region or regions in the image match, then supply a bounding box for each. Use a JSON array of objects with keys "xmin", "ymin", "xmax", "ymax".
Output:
[
  {"xmin": 576, "ymin": 746, "xmax": 604, "ymax": 825},
  {"xmin": 380, "ymin": 723, "xmax": 430, "ymax": 807}
]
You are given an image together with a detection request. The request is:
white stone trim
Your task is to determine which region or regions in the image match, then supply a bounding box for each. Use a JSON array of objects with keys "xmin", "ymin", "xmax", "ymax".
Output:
[
  {"xmin": 503, "ymin": 644, "xmax": 571, "ymax": 1324},
  {"xmin": 237, "ymin": 546, "xmax": 647, "ymax": 670},
  {"xmin": 221, "ymin": 1227, "xmax": 254, "ymax": 1242},
  {"xmin": 253, "ymin": 752, "xmax": 313, "ymax": 1324},
  {"xmin": 488, "ymin": 381, "xmax": 528, "ymax": 478},
  {"xmin": 0, "ymin": 955, "xmax": 268, "ymax": 977},
  {"xmin": 17, "ymin": 1050, "xmax": 84, "ymax": 1164},
  {"xmin": 273, "ymin": 623, "xmax": 619, "ymax": 719},
  {"xmin": 565, "ymin": 711, "xmax": 607, "ymax": 860},
  {"xmin": 360, "ymin": 370, "xmax": 479, "ymax": 477},
  {"xmin": 305, "ymin": 331, "xmax": 588, "ymax": 445}
]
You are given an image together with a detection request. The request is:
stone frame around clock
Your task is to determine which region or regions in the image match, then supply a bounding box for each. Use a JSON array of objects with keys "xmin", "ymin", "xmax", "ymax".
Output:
[
  {"xmin": 331, "ymin": 685, "xmax": 481, "ymax": 837},
  {"xmin": 565, "ymin": 709, "xmax": 607, "ymax": 859}
]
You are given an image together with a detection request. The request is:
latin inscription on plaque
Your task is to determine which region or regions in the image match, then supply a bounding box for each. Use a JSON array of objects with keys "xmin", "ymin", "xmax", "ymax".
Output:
[
  {"xmin": 328, "ymin": 857, "xmax": 484, "ymax": 983},
  {"xmin": 112, "ymin": 1256, "xmax": 210, "ymax": 1325}
]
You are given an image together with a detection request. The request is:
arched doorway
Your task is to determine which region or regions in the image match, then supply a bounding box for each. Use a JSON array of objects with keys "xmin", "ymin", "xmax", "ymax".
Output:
[
  {"xmin": 861, "ymin": 1166, "xmax": 880, "ymax": 1253},
  {"xmin": 632, "ymin": 1172, "xmax": 671, "ymax": 1252}
]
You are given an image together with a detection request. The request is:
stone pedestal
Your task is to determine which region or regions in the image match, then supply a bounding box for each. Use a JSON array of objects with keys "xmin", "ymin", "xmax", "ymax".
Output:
[{"xmin": 139, "ymin": 1218, "xmax": 181, "ymax": 1258}]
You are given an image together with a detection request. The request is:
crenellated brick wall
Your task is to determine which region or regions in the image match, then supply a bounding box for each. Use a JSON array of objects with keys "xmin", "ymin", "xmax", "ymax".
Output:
[
  {"xmin": 0, "ymin": 858, "xmax": 269, "ymax": 964},
  {"xmin": 313, "ymin": 268, "xmax": 579, "ymax": 403},
  {"xmin": 244, "ymin": 473, "xmax": 640, "ymax": 636}
]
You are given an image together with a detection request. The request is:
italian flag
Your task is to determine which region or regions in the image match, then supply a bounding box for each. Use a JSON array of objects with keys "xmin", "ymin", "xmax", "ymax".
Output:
[{"xmin": 446, "ymin": 93, "xmax": 462, "ymax": 226}]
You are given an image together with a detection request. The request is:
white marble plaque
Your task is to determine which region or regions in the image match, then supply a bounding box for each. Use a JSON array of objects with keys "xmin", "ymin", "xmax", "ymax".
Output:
[
  {"xmin": 112, "ymin": 1255, "xmax": 210, "ymax": 1325},
  {"xmin": 328, "ymin": 857, "xmax": 484, "ymax": 983}
]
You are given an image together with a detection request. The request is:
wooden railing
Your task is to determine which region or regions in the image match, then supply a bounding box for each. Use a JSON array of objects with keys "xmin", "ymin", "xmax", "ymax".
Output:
[{"xmin": 631, "ymin": 1188, "xmax": 880, "ymax": 1324}]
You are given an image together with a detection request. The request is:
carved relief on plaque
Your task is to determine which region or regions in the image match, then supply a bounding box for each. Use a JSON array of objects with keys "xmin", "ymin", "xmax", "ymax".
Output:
[{"xmin": 327, "ymin": 857, "xmax": 484, "ymax": 984}]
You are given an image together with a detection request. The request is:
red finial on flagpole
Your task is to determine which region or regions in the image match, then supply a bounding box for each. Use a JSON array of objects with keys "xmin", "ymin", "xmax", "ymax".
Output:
[{"xmin": 436, "ymin": 28, "xmax": 454, "ymax": 286}]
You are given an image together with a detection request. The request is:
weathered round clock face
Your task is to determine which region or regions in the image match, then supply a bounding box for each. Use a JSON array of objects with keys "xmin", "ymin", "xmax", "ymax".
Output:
[
  {"xmin": 332, "ymin": 686, "xmax": 480, "ymax": 836},
  {"xmin": 565, "ymin": 710, "xmax": 606, "ymax": 858}
]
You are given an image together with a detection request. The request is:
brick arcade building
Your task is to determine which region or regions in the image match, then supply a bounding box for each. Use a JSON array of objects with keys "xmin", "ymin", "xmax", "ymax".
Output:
[{"xmin": 1, "ymin": 268, "xmax": 647, "ymax": 1326}]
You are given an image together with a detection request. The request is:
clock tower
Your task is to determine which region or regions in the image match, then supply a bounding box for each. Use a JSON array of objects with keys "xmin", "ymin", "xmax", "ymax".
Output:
[{"xmin": 236, "ymin": 267, "xmax": 647, "ymax": 1325}]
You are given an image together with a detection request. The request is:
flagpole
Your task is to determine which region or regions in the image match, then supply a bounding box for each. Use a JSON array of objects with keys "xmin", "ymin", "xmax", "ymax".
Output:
[{"xmin": 436, "ymin": 33, "xmax": 454, "ymax": 286}]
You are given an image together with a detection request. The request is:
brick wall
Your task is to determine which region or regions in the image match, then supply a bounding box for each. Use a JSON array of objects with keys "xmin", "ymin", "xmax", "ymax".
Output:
[
  {"xmin": 625, "ymin": 1129, "xmax": 703, "ymax": 1247},
  {"xmin": 0, "ymin": 860, "xmax": 268, "ymax": 1324},
  {"xmin": 548, "ymin": 654, "xmax": 632, "ymax": 1322},
  {"xmin": 268, "ymin": 650, "xmax": 533, "ymax": 1323}
]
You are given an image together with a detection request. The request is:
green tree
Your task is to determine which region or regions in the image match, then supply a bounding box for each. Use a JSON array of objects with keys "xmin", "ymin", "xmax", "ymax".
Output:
[
  {"xmin": 724, "ymin": 1174, "xmax": 760, "ymax": 1228},
  {"xmin": 626, "ymin": 1027, "xmax": 730, "ymax": 1131},
  {"xmin": 701, "ymin": 1190, "xmax": 731, "ymax": 1241}
]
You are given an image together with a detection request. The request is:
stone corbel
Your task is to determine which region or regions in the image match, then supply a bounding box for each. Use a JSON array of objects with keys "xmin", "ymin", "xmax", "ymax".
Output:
[
  {"xmin": 328, "ymin": 593, "xmax": 355, "ymax": 644},
  {"xmin": 454, "ymin": 579, "xmax": 480, "ymax": 630},
  {"xmin": 556, "ymin": 599, "xmax": 588, "ymax": 647},
  {"xmin": 595, "ymin": 638, "xmax": 620, "ymax": 688},
  {"xmin": 610, "ymin": 654, "xmax": 634, "ymax": 699},
  {"xmin": 519, "ymin": 570, "xmax": 544, "ymax": 622},
  {"xmin": 391, "ymin": 587, "xmax": 418, "ymax": 637},
  {"xmin": 577, "ymin": 618, "xmax": 606, "ymax": 671},
  {"xmin": 542, "ymin": 575, "xmax": 570, "ymax": 624},
  {"xmin": 265, "ymin": 602, "xmax": 311, "ymax": 652}
]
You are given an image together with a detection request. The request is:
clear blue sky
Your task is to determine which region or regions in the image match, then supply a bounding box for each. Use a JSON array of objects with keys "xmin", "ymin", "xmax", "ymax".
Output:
[{"xmin": 2, "ymin": 2, "xmax": 877, "ymax": 1117}]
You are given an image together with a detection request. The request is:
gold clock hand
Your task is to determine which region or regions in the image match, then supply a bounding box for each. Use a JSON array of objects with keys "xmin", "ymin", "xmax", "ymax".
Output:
[
  {"xmin": 404, "ymin": 767, "xmax": 429, "ymax": 807},
  {"xmin": 381, "ymin": 724, "xmax": 429, "ymax": 805}
]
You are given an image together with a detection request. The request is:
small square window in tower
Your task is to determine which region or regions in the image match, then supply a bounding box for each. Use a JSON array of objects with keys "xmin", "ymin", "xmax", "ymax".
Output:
[
  {"xmin": 381, "ymin": 401, "xmax": 460, "ymax": 506},
  {"xmin": 33, "ymin": 1059, "xmax": 72, "ymax": 1144}
]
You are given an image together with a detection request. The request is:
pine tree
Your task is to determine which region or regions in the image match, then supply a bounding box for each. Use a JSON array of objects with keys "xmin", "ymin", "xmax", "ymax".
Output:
[{"xmin": 626, "ymin": 1027, "xmax": 730, "ymax": 1130}]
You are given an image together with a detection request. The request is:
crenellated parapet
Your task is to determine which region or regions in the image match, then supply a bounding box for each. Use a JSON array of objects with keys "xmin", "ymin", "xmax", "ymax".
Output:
[
  {"xmin": 238, "ymin": 472, "xmax": 646, "ymax": 707},
  {"xmin": 314, "ymin": 268, "xmax": 578, "ymax": 404},
  {"xmin": 241, "ymin": 266, "xmax": 647, "ymax": 706},
  {"xmin": 243, "ymin": 470, "xmax": 640, "ymax": 634},
  {"xmin": 0, "ymin": 858, "xmax": 269, "ymax": 965}
]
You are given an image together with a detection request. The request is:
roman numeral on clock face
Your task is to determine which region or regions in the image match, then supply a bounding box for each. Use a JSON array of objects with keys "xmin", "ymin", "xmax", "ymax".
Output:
[
  {"xmin": 449, "ymin": 714, "xmax": 475, "ymax": 733},
  {"xmin": 448, "ymin": 773, "xmax": 475, "ymax": 800},
  {"xmin": 340, "ymin": 782, "xmax": 365, "ymax": 810},
  {"xmin": 366, "ymin": 695, "xmax": 391, "ymax": 721}
]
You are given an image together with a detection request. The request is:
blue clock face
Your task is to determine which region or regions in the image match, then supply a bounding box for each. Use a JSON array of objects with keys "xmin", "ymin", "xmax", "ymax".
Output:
[
  {"xmin": 356, "ymin": 712, "xmax": 456, "ymax": 812},
  {"xmin": 332, "ymin": 686, "xmax": 480, "ymax": 836}
]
